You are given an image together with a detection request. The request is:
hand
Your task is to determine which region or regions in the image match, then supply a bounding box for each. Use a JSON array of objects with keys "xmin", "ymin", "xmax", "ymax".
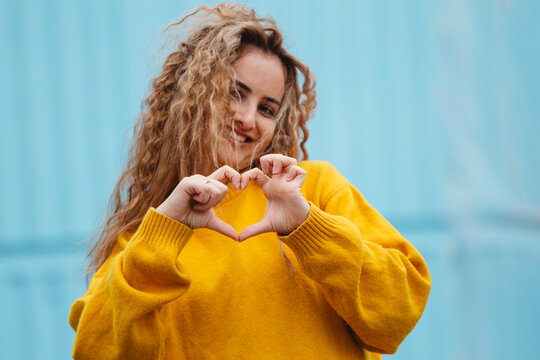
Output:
[
  {"xmin": 156, "ymin": 165, "xmax": 241, "ymax": 240},
  {"xmin": 238, "ymin": 154, "xmax": 310, "ymax": 241}
]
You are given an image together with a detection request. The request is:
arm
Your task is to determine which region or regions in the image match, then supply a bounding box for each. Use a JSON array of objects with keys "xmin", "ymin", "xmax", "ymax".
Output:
[
  {"xmin": 69, "ymin": 166, "xmax": 242, "ymax": 359},
  {"xmin": 237, "ymin": 156, "xmax": 430, "ymax": 354},
  {"xmin": 280, "ymin": 163, "xmax": 431, "ymax": 354},
  {"xmin": 69, "ymin": 209, "xmax": 193, "ymax": 359}
]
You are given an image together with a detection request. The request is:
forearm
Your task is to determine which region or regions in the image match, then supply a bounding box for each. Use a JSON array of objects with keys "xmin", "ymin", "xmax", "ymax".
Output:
[
  {"xmin": 280, "ymin": 203, "xmax": 431, "ymax": 354},
  {"xmin": 70, "ymin": 208, "xmax": 193, "ymax": 359}
]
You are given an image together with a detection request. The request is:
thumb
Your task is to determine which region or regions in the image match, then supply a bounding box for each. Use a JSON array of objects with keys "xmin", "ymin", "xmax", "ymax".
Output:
[
  {"xmin": 238, "ymin": 218, "xmax": 272, "ymax": 242},
  {"xmin": 206, "ymin": 212, "xmax": 239, "ymax": 241}
]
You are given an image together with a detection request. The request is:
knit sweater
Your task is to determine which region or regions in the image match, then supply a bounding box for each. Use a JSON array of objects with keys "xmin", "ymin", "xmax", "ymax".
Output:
[{"xmin": 69, "ymin": 161, "xmax": 431, "ymax": 360}]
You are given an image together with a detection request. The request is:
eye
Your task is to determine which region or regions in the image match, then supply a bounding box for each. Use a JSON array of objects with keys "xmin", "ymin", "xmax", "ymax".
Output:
[
  {"xmin": 259, "ymin": 104, "xmax": 276, "ymax": 118},
  {"xmin": 229, "ymin": 87, "xmax": 242, "ymax": 100}
]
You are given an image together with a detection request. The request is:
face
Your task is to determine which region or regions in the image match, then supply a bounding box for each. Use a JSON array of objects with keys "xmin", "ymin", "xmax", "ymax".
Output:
[{"xmin": 218, "ymin": 46, "xmax": 286, "ymax": 170}]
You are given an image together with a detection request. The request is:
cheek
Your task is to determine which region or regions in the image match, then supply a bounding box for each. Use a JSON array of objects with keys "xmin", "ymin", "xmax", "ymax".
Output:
[
  {"xmin": 259, "ymin": 120, "xmax": 276, "ymax": 146},
  {"xmin": 228, "ymin": 101, "xmax": 238, "ymax": 116}
]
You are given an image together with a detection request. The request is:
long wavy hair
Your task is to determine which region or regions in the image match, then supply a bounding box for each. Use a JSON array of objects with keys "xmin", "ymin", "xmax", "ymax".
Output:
[{"xmin": 87, "ymin": 3, "xmax": 317, "ymax": 273}]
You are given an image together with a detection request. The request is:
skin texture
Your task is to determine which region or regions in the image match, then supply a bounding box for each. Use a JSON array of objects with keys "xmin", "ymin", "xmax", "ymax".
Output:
[
  {"xmin": 156, "ymin": 155, "xmax": 310, "ymax": 240},
  {"xmin": 218, "ymin": 46, "xmax": 286, "ymax": 170},
  {"xmin": 157, "ymin": 48, "xmax": 309, "ymax": 240}
]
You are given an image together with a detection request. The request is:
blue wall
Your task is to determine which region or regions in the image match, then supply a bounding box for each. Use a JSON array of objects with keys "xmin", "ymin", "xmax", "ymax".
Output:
[{"xmin": 1, "ymin": 0, "xmax": 539, "ymax": 359}]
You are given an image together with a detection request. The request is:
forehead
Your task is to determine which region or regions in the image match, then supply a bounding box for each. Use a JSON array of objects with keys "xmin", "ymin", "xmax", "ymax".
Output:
[{"xmin": 232, "ymin": 47, "xmax": 286, "ymax": 99}]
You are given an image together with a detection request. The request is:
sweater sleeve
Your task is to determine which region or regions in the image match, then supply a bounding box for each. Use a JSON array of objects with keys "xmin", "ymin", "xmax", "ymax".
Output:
[
  {"xmin": 69, "ymin": 208, "xmax": 193, "ymax": 360},
  {"xmin": 279, "ymin": 164, "xmax": 431, "ymax": 354}
]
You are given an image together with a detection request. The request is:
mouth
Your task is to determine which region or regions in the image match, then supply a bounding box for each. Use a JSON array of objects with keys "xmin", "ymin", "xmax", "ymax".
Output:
[{"xmin": 225, "ymin": 128, "xmax": 253, "ymax": 145}]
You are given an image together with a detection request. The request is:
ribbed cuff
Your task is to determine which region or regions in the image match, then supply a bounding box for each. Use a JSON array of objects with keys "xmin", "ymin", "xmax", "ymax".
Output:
[
  {"xmin": 279, "ymin": 202, "xmax": 341, "ymax": 260},
  {"xmin": 131, "ymin": 207, "xmax": 193, "ymax": 252}
]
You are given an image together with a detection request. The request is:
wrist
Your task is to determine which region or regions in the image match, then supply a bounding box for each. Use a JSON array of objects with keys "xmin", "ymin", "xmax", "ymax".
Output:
[
  {"xmin": 280, "ymin": 199, "xmax": 310, "ymax": 235},
  {"xmin": 295, "ymin": 200, "xmax": 310, "ymax": 225},
  {"xmin": 156, "ymin": 203, "xmax": 186, "ymax": 224}
]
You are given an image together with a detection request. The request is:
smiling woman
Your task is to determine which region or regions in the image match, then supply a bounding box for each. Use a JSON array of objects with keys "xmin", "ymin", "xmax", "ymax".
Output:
[
  {"xmin": 220, "ymin": 46, "xmax": 285, "ymax": 169},
  {"xmin": 68, "ymin": 3, "xmax": 431, "ymax": 360}
]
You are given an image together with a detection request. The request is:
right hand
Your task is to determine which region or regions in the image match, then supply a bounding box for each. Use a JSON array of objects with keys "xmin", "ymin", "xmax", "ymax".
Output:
[{"xmin": 156, "ymin": 165, "xmax": 241, "ymax": 240}]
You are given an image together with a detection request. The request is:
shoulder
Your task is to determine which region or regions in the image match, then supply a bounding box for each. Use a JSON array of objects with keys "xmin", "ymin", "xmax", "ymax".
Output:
[
  {"xmin": 298, "ymin": 160, "xmax": 334, "ymax": 173},
  {"xmin": 299, "ymin": 160, "xmax": 348, "ymax": 184}
]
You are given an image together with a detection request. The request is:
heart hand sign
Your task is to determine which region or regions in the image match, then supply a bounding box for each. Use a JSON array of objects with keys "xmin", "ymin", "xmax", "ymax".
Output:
[{"xmin": 156, "ymin": 154, "xmax": 310, "ymax": 241}]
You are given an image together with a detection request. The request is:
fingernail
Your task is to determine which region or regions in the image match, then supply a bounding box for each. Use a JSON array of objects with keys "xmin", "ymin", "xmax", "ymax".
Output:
[{"xmin": 273, "ymin": 166, "xmax": 278, "ymax": 174}]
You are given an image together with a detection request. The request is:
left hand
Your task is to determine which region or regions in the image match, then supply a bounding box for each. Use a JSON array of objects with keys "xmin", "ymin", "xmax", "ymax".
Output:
[{"xmin": 238, "ymin": 154, "xmax": 310, "ymax": 241}]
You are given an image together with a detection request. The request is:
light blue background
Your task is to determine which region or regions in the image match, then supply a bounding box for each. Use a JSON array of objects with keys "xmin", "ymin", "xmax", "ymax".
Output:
[{"xmin": 1, "ymin": 0, "xmax": 539, "ymax": 359}]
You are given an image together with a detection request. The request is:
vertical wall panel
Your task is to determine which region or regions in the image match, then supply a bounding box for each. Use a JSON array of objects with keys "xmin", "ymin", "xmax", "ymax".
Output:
[{"xmin": 1, "ymin": 0, "xmax": 539, "ymax": 359}]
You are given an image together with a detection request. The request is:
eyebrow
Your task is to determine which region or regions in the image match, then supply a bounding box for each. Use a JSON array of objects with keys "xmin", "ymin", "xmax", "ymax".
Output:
[{"xmin": 235, "ymin": 80, "xmax": 281, "ymax": 106}]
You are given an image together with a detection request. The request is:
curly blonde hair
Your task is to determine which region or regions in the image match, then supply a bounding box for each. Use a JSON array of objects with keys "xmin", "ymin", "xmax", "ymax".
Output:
[{"xmin": 87, "ymin": 3, "xmax": 317, "ymax": 273}]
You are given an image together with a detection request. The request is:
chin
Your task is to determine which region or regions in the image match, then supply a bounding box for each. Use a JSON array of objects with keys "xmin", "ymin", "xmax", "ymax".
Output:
[{"xmin": 218, "ymin": 154, "xmax": 249, "ymax": 170}]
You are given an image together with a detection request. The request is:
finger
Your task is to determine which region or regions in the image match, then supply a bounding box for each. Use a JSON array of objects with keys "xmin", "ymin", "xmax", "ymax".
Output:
[
  {"xmin": 260, "ymin": 154, "xmax": 281, "ymax": 174},
  {"xmin": 193, "ymin": 181, "xmax": 227, "ymax": 211},
  {"xmin": 238, "ymin": 219, "xmax": 272, "ymax": 242},
  {"xmin": 205, "ymin": 178, "xmax": 229, "ymax": 194},
  {"xmin": 273, "ymin": 158, "xmax": 283, "ymax": 174},
  {"xmin": 240, "ymin": 168, "xmax": 270, "ymax": 189},
  {"xmin": 181, "ymin": 174, "xmax": 205, "ymax": 196},
  {"xmin": 260, "ymin": 154, "xmax": 297, "ymax": 175},
  {"xmin": 259, "ymin": 154, "xmax": 277, "ymax": 174},
  {"xmin": 206, "ymin": 213, "xmax": 239, "ymax": 241},
  {"xmin": 286, "ymin": 165, "xmax": 307, "ymax": 183},
  {"xmin": 208, "ymin": 165, "xmax": 241, "ymax": 189},
  {"xmin": 190, "ymin": 179, "xmax": 220, "ymax": 203},
  {"xmin": 279, "ymin": 155, "xmax": 298, "ymax": 171},
  {"xmin": 188, "ymin": 181, "xmax": 212, "ymax": 205},
  {"xmin": 260, "ymin": 157, "xmax": 271, "ymax": 175},
  {"xmin": 191, "ymin": 179, "xmax": 224, "ymax": 205}
]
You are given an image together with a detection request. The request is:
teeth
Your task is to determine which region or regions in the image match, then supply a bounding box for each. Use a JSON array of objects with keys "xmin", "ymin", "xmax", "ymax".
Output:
[{"xmin": 230, "ymin": 131, "xmax": 247, "ymax": 142}]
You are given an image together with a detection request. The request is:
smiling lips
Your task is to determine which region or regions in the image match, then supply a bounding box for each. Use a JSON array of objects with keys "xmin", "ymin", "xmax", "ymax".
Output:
[{"xmin": 225, "ymin": 127, "xmax": 253, "ymax": 146}]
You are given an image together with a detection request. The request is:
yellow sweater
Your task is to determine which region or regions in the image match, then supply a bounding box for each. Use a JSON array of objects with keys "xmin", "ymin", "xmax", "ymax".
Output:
[{"xmin": 69, "ymin": 161, "xmax": 431, "ymax": 360}]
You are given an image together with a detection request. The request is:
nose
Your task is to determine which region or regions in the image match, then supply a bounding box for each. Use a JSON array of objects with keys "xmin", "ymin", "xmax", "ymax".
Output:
[{"xmin": 234, "ymin": 101, "xmax": 256, "ymax": 130}]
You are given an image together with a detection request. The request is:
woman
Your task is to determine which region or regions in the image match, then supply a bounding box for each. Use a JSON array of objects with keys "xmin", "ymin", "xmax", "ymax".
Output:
[{"xmin": 69, "ymin": 4, "xmax": 431, "ymax": 359}]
